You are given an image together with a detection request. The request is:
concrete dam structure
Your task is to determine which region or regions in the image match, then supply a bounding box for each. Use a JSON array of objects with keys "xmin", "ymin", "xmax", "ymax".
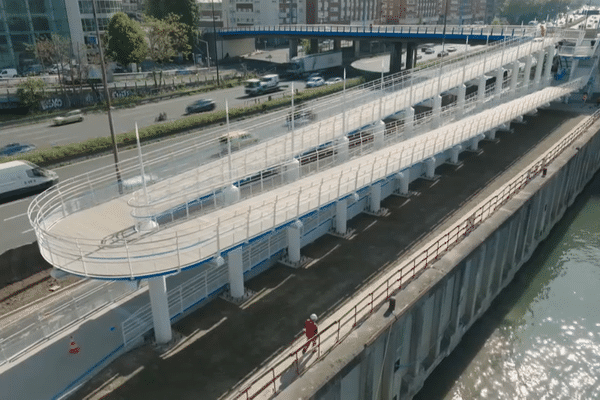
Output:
[{"xmin": 280, "ymin": 111, "xmax": 600, "ymax": 399}]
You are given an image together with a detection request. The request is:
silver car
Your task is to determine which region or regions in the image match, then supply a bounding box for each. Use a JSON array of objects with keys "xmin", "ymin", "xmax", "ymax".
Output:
[{"xmin": 53, "ymin": 109, "xmax": 84, "ymax": 126}]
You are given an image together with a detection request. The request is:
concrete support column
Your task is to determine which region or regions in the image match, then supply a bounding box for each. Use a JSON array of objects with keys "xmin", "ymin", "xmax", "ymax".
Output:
[
  {"xmin": 284, "ymin": 159, "xmax": 300, "ymax": 183},
  {"xmin": 425, "ymin": 157, "xmax": 436, "ymax": 179},
  {"xmin": 405, "ymin": 107, "xmax": 415, "ymax": 134},
  {"xmin": 337, "ymin": 136, "xmax": 349, "ymax": 163},
  {"xmin": 456, "ymin": 84, "xmax": 466, "ymax": 117},
  {"xmin": 354, "ymin": 40, "xmax": 361, "ymax": 57},
  {"xmin": 470, "ymin": 134, "xmax": 485, "ymax": 151},
  {"xmin": 543, "ymin": 45, "xmax": 555, "ymax": 85},
  {"xmin": 477, "ymin": 75, "xmax": 487, "ymax": 108},
  {"xmin": 287, "ymin": 220, "xmax": 303, "ymax": 263},
  {"xmin": 148, "ymin": 276, "xmax": 172, "ymax": 344},
  {"xmin": 335, "ymin": 199, "xmax": 347, "ymax": 234},
  {"xmin": 432, "ymin": 94, "xmax": 442, "ymax": 128},
  {"xmin": 533, "ymin": 50, "xmax": 545, "ymax": 89},
  {"xmin": 390, "ymin": 42, "xmax": 404, "ymax": 74},
  {"xmin": 569, "ymin": 59, "xmax": 580, "ymax": 81},
  {"xmin": 406, "ymin": 42, "xmax": 416, "ymax": 69},
  {"xmin": 396, "ymin": 171, "xmax": 410, "ymax": 195},
  {"xmin": 333, "ymin": 39, "xmax": 341, "ymax": 51},
  {"xmin": 485, "ymin": 128, "xmax": 497, "ymax": 141},
  {"xmin": 289, "ymin": 39, "xmax": 298, "ymax": 60},
  {"xmin": 450, "ymin": 145, "xmax": 461, "ymax": 164},
  {"xmin": 369, "ymin": 182, "xmax": 381, "ymax": 213},
  {"xmin": 309, "ymin": 39, "xmax": 319, "ymax": 54},
  {"xmin": 227, "ymin": 247, "xmax": 244, "ymax": 299},
  {"xmin": 494, "ymin": 68, "xmax": 504, "ymax": 99},
  {"xmin": 374, "ymin": 120, "xmax": 385, "ymax": 150},
  {"xmin": 522, "ymin": 55, "xmax": 533, "ymax": 94},
  {"xmin": 510, "ymin": 60, "xmax": 519, "ymax": 99},
  {"xmin": 223, "ymin": 184, "xmax": 240, "ymax": 206}
]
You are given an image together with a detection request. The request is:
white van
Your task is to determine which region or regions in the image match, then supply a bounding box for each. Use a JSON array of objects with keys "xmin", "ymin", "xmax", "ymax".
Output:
[
  {"xmin": 0, "ymin": 161, "xmax": 59, "ymax": 203},
  {"xmin": 0, "ymin": 68, "xmax": 18, "ymax": 78},
  {"xmin": 219, "ymin": 131, "xmax": 258, "ymax": 152}
]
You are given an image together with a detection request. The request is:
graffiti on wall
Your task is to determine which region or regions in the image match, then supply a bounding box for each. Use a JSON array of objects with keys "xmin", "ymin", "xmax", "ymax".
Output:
[
  {"xmin": 40, "ymin": 97, "xmax": 64, "ymax": 111},
  {"xmin": 112, "ymin": 89, "xmax": 133, "ymax": 99}
]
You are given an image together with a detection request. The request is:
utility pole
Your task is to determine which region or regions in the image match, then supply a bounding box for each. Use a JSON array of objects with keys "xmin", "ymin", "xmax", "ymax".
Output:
[
  {"xmin": 211, "ymin": 0, "xmax": 220, "ymax": 85},
  {"xmin": 91, "ymin": 0, "xmax": 122, "ymax": 192}
]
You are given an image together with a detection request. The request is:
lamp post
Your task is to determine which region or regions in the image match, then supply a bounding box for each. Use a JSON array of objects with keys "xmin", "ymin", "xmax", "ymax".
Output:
[
  {"xmin": 198, "ymin": 39, "xmax": 210, "ymax": 69},
  {"xmin": 210, "ymin": 0, "xmax": 220, "ymax": 85},
  {"xmin": 441, "ymin": 0, "xmax": 450, "ymax": 53},
  {"xmin": 91, "ymin": 0, "xmax": 122, "ymax": 192}
]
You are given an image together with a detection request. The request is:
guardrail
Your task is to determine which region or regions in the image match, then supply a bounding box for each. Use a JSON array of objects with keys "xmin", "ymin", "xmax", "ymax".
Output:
[{"xmin": 229, "ymin": 105, "xmax": 600, "ymax": 400}]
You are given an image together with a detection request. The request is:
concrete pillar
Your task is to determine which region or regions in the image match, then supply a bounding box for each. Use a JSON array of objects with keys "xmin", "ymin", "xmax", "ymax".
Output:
[
  {"xmin": 494, "ymin": 68, "xmax": 504, "ymax": 98},
  {"xmin": 354, "ymin": 40, "xmax": 361, "ymax": 57},
  {"xmin": 456, "ymin": 84, "xmax": 466, "ymax": 117},
  {"xmin": 405, "ymin": 107, "xmax": 415, "ymax": 135},
  {"xmin": 522, "ymin": 55, "xmax": 533, "ymax": 94},
  {"xmin": 370, "ymin": 182, "xmax": 381, "ymax": 213},
  {"xmin": 432, "ymin": 94, "xmax": 442, "ymax": 128},
  {"xmin": 485, "ymin": 128, "xmax": 497, "ymax": 141},
  {"xmin": 510, "ymin": 60, "xmax": 519, "ymax": 99},
  {"xmin": 289, "ymin": 39, "xmax": 298, "ymax": 60},
  {"xmin": 478, "ymin": 75, "xmax": 487, "ymax": 108},
  {"xmin": 450, "ymin": 145, "xmax": 461, "ymax": 164},
  {"xmin": 333, "ymin": 39, "xmax": 341, "ymax": 51},
  {"xmin": 284, "ymin": 158, "xmax": 300, "ymax": 183},
  {"xmin": 396, "ymin": 171, "xmax": 409, "ymax": 195},
  {"xmin": 568, "ymin": 59, "xmax": 580, "ymax": 81},
  {"xmin": 470, "ymin": 134, "xmax": 485, "ymax": 151},
  {"xmin": 337, "ymin": 136, "xmax": 349, "ymax": 163},
  {"xmin": 390, "ymin": 42, "xmax": 404, "ymax": 74},
  {"xmin": 148, "ymin": 276, "xmax": 172, "ymax": 344},
  {"xmin": 425, "ymin": 157, "xmax": 436, "ymax": 178},
  {"xmin": 374, "ymin": 120, "xmax": 385, "ymax": 150},
  {"xmin": 406, "ymin": 42, "xmax": 416, "ymax": 69},
  {"xmin": 335, "ymin": 199, "xmax": 347, "ymax": 234},
  {"xmin": 223, "ymin": 184, "xmax": 240, "ymax": 206},
  {"xmin": 543, "ymin": 45, "xmax": 555, "ymax": 85},
  {"xmin": 227, "ymin": 247, "xmax": 244, "ymax": 298},
  {"xmin": 287, "ymin": 220, "xmax": 303, "ymax": 263},
  {"xmin": 309, "ymin": 39, "xmax": 319, "ymax": 54},
  {"xmin": 533, "ymin": 50, "xmax": 545, "ymax": 89}
]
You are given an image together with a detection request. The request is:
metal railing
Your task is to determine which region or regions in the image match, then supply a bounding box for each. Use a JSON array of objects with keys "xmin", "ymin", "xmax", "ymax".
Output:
[{"xmin": 228, "ymin": 105, "xmax": 600, "ymax": 400}]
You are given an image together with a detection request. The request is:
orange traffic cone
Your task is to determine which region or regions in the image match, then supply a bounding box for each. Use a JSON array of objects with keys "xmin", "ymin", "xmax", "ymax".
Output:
[{"xmin": 69, "ymin": 335, "xmax": 80, "ymax": 354}]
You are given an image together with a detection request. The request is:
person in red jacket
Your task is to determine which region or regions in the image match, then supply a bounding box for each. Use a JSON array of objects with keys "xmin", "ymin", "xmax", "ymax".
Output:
[{"xmin": 302, "ymin": 313, "xmax": 318, "ymax": 354}]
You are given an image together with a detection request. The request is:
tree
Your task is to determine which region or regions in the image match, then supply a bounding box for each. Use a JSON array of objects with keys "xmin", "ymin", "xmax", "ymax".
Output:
[
  {"xmin": 16, "ymin": 77, "xmax": 46, "ymax": 111},
  {"xmin": 28, "ymin": 34, "xmax": 71, "ymax": 94},
  {"xmin": 106, "ymin": 12, "xmax": 148, "ymax": 67},
  {"xmin": 144, "ymin": 14, "xmax": 191, "ymax": 87},
  {"xmin": 144, "ymin": 0, "xmax": 199, "ymax": 57}
]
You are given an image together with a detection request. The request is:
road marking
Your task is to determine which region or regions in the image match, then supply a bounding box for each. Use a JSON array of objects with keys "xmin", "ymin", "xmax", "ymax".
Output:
[
  {"xmin": 364, "ymin": 220, "xmax": 378, "ymax": 231},
  {"xmin": 4, "ymin": 212, "xmax": 27, "ymax": 221},
  {"xmin": 21, "ymin": 228, "xmax": 33, "ymax": 234}
]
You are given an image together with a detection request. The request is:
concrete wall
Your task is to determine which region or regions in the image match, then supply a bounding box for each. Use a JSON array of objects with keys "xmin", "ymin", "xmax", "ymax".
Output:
[
  {"xmin": 280, "ymin": 121, "xmax": 600, "ymax": 400},
  {"xmin": 218, "ymin": 38, "xmax": 256, "ymax": 59}
]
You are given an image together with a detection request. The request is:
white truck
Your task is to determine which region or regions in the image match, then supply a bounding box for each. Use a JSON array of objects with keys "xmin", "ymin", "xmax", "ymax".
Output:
[
  {"xmin": 287, "ymin": 51, "xmax": 343, "ymax": 77},
  {"xmin": 244, "ymin": 74, "xmax": 280, "ymax": 96}
]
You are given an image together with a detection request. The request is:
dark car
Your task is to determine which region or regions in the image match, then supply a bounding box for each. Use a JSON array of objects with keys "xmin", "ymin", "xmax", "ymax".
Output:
[
  {"xmin": 0, "ymin": 143, "xmax": 36, "ymax": 157},
  {"xmin": 438, "ymin": 51, "xmax": 449, "ymax": 58},
  {"xmin": 186, "ymin": 99, "xmax": 216, "ymax": 114}
]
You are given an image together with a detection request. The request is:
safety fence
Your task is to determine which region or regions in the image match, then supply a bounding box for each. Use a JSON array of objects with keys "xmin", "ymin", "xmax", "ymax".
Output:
[
  {"xmin": 0, "ymin": 280, "xmax": 136, "ymax": 366},
  {"xmin": 228, "ymin": 107, "xmax": 600, "ymax": 400}
]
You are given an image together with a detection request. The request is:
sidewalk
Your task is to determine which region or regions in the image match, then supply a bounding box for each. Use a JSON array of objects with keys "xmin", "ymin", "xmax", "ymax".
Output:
[{"xmin": 18, "ymin": 106, "xmax": 579, "ymax": 400}]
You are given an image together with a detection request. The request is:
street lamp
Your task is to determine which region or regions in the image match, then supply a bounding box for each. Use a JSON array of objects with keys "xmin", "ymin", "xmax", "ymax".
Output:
[
  {"xmin": 91, "ymin": 0, "xmax": 122, "ymax": 192},
  {"xmin": 210, "ymin": 0, "xmax": 220, "ymax": 85},
  {"xmin": 198, "ymin": 39, "xmax": 210, "ymax": 69}
]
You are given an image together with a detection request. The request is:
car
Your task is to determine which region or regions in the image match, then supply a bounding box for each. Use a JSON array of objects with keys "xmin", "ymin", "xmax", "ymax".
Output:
[
  {"xmin": 325, "ymin": 77, "xmax": 343, "ymax": 85},
  {"xmin": 23, "ymin": 64, "xmax": 43, "ymax": 76},
  {"xmin": 186, "ymin": 99, "xmax": 216, "ymax": 114},
  {"xmin": 447, "ymin": 46, "xmax": 457, "ymax": 52},
  {"xmin": 0, "ymin": 68, "xmax": 18, "ymax": 78},
  {"xmin": 306, "ymin": 72, "xmax": 322, "ymax": 81},
  {"xmin": 306, "ymin": 77, "xmax": 325, "ymax": 88},
  {"xmin": 424, "ymin": 48, "xmax": 435, "ymax": 55},
  {"xmin": 0, "ymin": 143, "xmax": 36, "ymax": 157},
  {"xmin": 437, "ymin": 51, "xmax": 449, "ymax": 58},
  {"xmin": 53, "ymin": 109, "xmax": 84, "ymax": 126}
]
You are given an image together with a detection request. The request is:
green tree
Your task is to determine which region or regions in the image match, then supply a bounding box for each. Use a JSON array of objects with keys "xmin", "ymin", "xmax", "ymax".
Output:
[
  {"xmin": 16, "ymin": 77, "xmax": 46, "ymax": 110},
  {"xmin": 106, "ymin": 12, "xmax": 148, "ymax": 67},
  {"xmin": 144, "ymin": 0, "xmax": 199, "ymax": 57}
]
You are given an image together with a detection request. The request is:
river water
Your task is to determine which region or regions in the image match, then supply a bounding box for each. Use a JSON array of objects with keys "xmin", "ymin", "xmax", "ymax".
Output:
[{"xmin": 415, "ymin": 171, "xmax": 600, "ymax": 399}]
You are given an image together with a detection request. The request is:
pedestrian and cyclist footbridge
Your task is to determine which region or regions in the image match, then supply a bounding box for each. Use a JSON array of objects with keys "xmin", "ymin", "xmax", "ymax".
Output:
[{"xmin": 8, "ymin": 26, "xmax": 599, "ymax": 399}]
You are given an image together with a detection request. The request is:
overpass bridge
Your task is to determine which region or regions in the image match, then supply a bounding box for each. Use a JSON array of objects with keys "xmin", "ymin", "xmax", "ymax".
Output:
[
  {"xmin": 218, "ymin": 23, "xmax": 541, "ymax": 72},
  {"xmin": 4, "ymin": 27, "xmax": 599, "ymax": 399}
]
